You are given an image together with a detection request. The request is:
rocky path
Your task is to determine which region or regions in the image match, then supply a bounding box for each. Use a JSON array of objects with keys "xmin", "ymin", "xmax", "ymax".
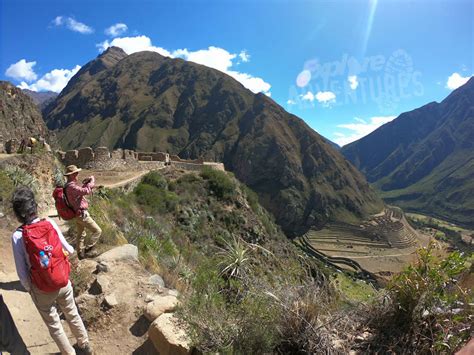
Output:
[
  {"xmin": 0, "ymin": 221, "xmax": 72, "ymax": 354},
  {"xmin": 0, "ymin": 166, "xmax": 181, "ymax": 354}
]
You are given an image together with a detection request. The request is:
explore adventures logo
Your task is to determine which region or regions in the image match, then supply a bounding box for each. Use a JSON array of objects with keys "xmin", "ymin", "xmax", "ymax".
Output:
[{"xmin": 287, "ymin": 49, "xmax": 424, "ymax": 114}]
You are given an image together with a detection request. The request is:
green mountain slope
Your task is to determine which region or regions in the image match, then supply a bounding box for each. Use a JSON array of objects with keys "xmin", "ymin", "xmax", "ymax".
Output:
[
  {"xmin": 342, "ymin": 78, "xmax": 474, "ymax": 227},
  {"xmin": 45, "ymin": 47, "xmax": 382, "ymax": 235}
]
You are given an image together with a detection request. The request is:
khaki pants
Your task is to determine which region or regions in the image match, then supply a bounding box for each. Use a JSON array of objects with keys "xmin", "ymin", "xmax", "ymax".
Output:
[
  {"xmin": 30, "ymin": 281, "xmax": 88, "ymax": 355},
  {"xmin": 74, "ymin": 211, "xmax": 102, "ymax": 253}
]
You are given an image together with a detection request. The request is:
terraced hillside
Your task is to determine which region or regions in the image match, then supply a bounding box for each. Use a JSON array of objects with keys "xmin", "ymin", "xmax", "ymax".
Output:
[{"xmin": 303, "ymin": 207, "xmax": 431, "ymax": 275}]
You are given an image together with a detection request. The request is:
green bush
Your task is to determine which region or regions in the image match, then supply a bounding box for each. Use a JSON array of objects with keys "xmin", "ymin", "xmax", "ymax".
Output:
[
  {"xmin": 200, "ymin": 167, "xmax": 236, "ymax": 201},
  {"xmin": 177, "ymin": 259, "xmax": 281, "ymax": 353},
  {"xmin": 142, "ymin": 170, "xmax": 168, "ymax": 190},
  {"xmin": 134, "ymin": 183, "xmax": 179, "ymax": 214},
  {"xmin": 0, "ymin": 170, "xmax": 14, "ymax": 207}
]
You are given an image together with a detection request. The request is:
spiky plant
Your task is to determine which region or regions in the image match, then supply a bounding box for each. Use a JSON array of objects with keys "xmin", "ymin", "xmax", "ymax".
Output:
[
  {"xmin": 4, "ymin": 165, "xmax": 39, "ymax": 192},
  {"xmin": 218, "ymin": 237, "xmax": 250, "ymax": 279},
  {"xmin": 53, "ymin": 167, "xmax": 65, "ymax": 187}
]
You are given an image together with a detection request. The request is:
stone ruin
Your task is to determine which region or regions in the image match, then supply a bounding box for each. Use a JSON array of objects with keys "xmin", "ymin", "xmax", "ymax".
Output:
[{"xmin": 56, "ymin": 146, "xmax": 225, "ymax": 172}]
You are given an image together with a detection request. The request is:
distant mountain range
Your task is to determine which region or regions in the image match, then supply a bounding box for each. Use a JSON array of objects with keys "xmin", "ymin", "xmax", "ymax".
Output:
[
  {"xmin": 0, "ymin": 81, "xmax": 51, "ymax": 146},
  {"xmin": 342, "ymin": 78, "xmax": 474, "ymax": 227},
  {"xmin": 44, "ymin": 47, "xmax": 382, "ymax": 235},
  {"xmin": 22, "ymin": 89, "xmax": 58, "ymax": 111}
]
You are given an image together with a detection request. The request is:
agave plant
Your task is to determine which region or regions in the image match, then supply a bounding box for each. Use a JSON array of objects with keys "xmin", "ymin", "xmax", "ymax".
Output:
[
  {"xmin": 218, "ymin": 236, "xmax": 251, "ymax": 279},
  {"xmin": 4, "ymin": 165, "xmax": 39, "ymax": 192},
  {"xmin": 53, "ymin": 167, "xmax": 65, "ymax": 187}
]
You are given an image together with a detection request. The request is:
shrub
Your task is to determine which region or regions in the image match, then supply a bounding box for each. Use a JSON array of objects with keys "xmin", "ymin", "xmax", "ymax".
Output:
[
  {"xmin": 142, "ymin": 170, "xmax": 168, "ymax": 190},
  {"xmin": 0, "ymin": 170, "xmax": 14, "ymax": 208},
  {"xmin": 177, "ymin": 259, "xmax": 281, "ymax": 353},
  {"xmin": 364, "ymin": 244, "xmax": 472, "ymax": 353},
  {"xmin": 134, "ymin": 183, "xmax": 179, "ymax": 214},
  {"xmin": 3, "ymin": 165, "xmax": 39, "ymax": 192},
  {"xmin": 200, "ymin": 167, "xmax": 236, "ymax": 201}
]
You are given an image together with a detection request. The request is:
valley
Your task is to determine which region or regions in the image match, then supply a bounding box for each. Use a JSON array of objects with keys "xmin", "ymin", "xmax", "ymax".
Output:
[{"xmin": 299, "ymin": 207, "xmax": 434, "ymax": 277}]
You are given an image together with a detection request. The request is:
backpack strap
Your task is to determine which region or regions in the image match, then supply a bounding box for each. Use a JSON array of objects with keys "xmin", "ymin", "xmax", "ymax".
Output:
[{"xmin": 63, "ymin": 182, "xmax": 76, "ymax": 212}]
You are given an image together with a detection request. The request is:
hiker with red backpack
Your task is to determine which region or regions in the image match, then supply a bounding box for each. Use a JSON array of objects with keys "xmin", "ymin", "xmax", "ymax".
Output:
[
  {"xmin": 11, "ymin": 186, "xmax": 92, "ymax": 355},
  {"xmin": 54, "ymin": 165, "xmax": 102, "ymax": 259}
]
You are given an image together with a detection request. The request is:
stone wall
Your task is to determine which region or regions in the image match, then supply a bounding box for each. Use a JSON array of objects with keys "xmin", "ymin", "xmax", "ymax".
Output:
[{"xmin": 56, "ymin": 146, "xmax": 224, "ymax": 172}]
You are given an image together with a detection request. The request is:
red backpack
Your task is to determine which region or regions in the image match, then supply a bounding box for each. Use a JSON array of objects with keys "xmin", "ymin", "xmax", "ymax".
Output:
[
  {"xmin": 21, "ymin": 220, "xmax": 70, "ymax": 292},
  {"xmin": 53, "ymin": 184, "xmax": 76, "ymax": 220}
]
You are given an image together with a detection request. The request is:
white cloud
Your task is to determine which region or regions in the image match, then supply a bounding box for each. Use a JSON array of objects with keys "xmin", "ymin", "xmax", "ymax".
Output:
[
  {"xmin": 5, "ymin": 59, "xmax": 37, "ymax": 82},
  {"xmin": 287, "ymin": 99, "xmax": 296, "ymax": 105},
  {"xmin": 334, "ymin": 115, "xmax": 396, "ymax": 146},
  {"xmin": 315, "ymin": 91, "xmax": 336, "ymax": 106},
  {"xmin": 97, "ymin": 36, "xmax": 271, "ymax": 95},
  {"xmin": 348, "ymin": 75, "xmax": 358, "ymax": 90},
  {"xmin": 97, "ymin": 35, "xmax": 172, "ymax": 57},
  {"xmin": 227, "ymin": 71, "xmax": 271, "ymax": 94},
  {"xmin": 174, "ymin": 46, "xmax": 235, "ymax": 72},
  {"xmin": 52, "ymin": 16, "xmax": 93, "ymax": 34},
  {"xmin": 299, "ymin": 90, "xmax": 336, "ymax": 106},
  {"xmin": 301, "ymin": 91, "xmax": 315, "ymax": 102},
  {"xmin": 239, "ymin": 50, "xmax": 250, "ymax": 63},
  {"xmin": 18, "ymin": 65, "xmax": 81, "ymax": 93},
  {"xmin": 105, "ymin": 23, "xmax": 128, "ymax": 37},
  {"xmin": 446, "ymin": 72, "xmax": 472, "ymax": 90}
]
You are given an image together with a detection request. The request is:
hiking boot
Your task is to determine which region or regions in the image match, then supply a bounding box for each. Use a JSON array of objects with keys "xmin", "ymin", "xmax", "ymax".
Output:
[{"xmin": 77, "ymin": 342, "xmax": 94, "ymax": 355}]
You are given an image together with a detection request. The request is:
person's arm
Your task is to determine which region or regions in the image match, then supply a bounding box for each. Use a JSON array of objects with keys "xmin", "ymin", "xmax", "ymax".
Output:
[
  {"xmin": 70, "ymin": 177, "xmax": 95, "ymax": 196},
  {"xmin": 47, "ymin": 218, "xmax": 74, "ymax": 254},
  {"xmin": 11, "ymin": 231, "xmax": 31, "ymax": 292}
]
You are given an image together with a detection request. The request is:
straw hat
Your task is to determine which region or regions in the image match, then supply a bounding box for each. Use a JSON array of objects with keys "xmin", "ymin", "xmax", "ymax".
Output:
[{"xmin": 64, "ymin": 165, "xmax": 82, "ymax": 176}]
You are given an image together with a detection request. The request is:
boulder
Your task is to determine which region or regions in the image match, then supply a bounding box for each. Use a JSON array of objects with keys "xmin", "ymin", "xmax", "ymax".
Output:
[
  {"xmin": 167, "ymin": 289, "xmax": 179, "ymax": 297},
  {"xmin": 96, "ymin": 261, "xmax": 110, "ymax": 273},
  {"xmin": 89, "ymin": 275, "xmax": 110, "ymax": 295},
  {"xmin": 144, "ymin": 295, "xmax": 179, "ymax": 321},
  {"xmin": 96, "ymin": 244, "xmax": 138, "ymax": 263},
  {"xmin": 148, "ymin": 274, "xmax": 165, "ymax": 288},
  {"xmin": 148, "ymin": 313, "xmax": 191, "ymax": 355},
  {"xmin": 103, "ymin": 294, "xmax": 119, "ymax": 308}
]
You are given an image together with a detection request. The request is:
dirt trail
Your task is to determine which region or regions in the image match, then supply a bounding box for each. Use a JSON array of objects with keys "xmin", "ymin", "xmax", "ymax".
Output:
[
  {"xmin": 0, "ymin": 221, "xmax": 73, "ymax": 354},
  {"xmin": 0, "ymin": 168, "xmax": 158, "ymax": 353}
]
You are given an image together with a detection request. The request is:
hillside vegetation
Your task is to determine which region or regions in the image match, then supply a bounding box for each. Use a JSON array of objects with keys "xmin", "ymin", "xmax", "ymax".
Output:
[
  {"xmin": 0, "ymin": 152, "xmax": 471, "ymax": 353},
  {"xmin": 76, "ymin": 168, "xmax": 474, "ymax": 353},
  {"xmin": 342, "ymin": 78, "xmax": 474, "ymax": 227},
  {"xmin": 44, "ymin": 47, "xmax": 382, "ymax": 235}
]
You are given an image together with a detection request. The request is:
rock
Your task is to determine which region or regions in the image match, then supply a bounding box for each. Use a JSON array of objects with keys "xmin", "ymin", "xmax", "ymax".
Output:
[
  {"xmin": 0, "ymin": 212, "xmax": 4, "ymax": 218},
  {"xmin": 144, "ymin": 296, "xmax": 179, "ymax": 322},
  {"xmin": 96, "ymin": 261, "xmax": 110, "ymax": 273},
  {"xmin": 148, "ymin": 313, "xmax": 191, "ymax": 355},
  {"xmin": 145, "ymin": 294, "xmax": 157, "ymax": 303},
  {"xmin": 75, "ymin": 293, "xmax": 96, "ymax": 306},
  {"xmin": 79, "ymin": 259, "xmax": 98, "ymax": 274},
  {"xmin": 167, "ymin": 289, "xmax": 179, "ymax": 297},
  {"xmin": 89, "ymin": 275, "xmax": 110, "ymax": 295},
  {"xmin": 96, "ymin": 244, "xmax": 138, "ymax": 263},
  {"xmin": 103, "ymin": 294, "xmax": 118, "ymax": 308},
  {"xmin": 148, "ymin": 274, "xmax": 165, "ymax": 288}
]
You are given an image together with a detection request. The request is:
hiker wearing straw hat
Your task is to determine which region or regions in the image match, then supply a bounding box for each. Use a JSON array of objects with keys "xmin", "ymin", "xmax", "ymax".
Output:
[{"xmin": 64, "ymin": 165, "xmax": 102, "ymax": 259}]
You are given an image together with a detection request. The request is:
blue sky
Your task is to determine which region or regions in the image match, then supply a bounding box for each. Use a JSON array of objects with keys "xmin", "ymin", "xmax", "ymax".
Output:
[{"xmin": 1, "ymin": 0, "xmax": 472, "ymax": 145}]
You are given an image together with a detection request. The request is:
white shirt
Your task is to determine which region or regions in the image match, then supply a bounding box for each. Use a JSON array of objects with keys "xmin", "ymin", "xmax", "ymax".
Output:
[{"xmin": 11, "ymin": 217, "xmax": 74, "ymax": 292}]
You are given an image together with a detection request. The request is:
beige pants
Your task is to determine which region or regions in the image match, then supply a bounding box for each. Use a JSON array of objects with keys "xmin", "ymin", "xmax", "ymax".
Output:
[
  {"xmin": 74, "ymin": 211, "xmax": 102, "ymax": 252},
  {"xmin": 30, "ymin": 281, "xmax": 88, "ymax": 355}
]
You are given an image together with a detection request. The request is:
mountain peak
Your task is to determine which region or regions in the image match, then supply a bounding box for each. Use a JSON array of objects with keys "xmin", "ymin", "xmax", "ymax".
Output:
[
  {"xmin": 44, "ymin": 50, "xmax": 382, "ymax": 234},
  {"xmin": 99, "ymin": 46, "xmax": 128, "ymax": 60}
]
